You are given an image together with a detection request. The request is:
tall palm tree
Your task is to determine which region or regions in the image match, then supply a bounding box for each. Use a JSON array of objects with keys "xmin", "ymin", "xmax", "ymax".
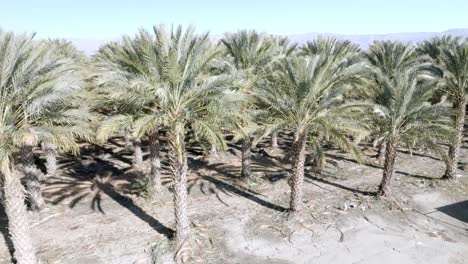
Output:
[
  {"xmin": 418, "ymin": 37, "xmax": 468, "ymax": 179},
  {"xmin": 0, "ymin": 39, "xmax": 43, "ymax": 264},
  {"xmin": 122, "ymin": 25, "xmax": 233, "ymax": 247},
  {"xmin": 365, "ymin": 41, "xmax": 452, "ymax": 196},
  {"xmin": 3, "ymin": 38, "xmax": 83, "ymax": 212},
  {"xmin": 221, "ymin": 31, "xmax": 275, "ymax": 180},
  {"xmin": 257, "ymin": 38, "xmax": 366, "ymax": 214},
  {"xmin": 0, "ymin": 30, "xmax": 82, "ymax": 264}
]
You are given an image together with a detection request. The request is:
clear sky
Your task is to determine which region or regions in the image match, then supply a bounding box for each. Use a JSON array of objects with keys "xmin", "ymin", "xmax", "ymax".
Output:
[{"xmin": 1, "ymin": 0, "xmax": 467, "ymax": 39}]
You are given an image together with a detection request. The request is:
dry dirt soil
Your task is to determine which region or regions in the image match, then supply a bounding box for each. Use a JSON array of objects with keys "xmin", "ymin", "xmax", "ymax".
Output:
[{"xmin": 1, "ymin": 135, "xmax": 468, "ymax": 264}]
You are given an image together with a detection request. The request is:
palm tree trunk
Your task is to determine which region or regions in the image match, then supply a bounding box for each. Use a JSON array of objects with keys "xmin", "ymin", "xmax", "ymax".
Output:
[
  {"xmin": 20, "ymin": 146, "xmax": 44, "ymax": 211},
  {"xmin": 3, "ymin": 168, "xmax": 39, "ymax": 264},
  {"xmin": 240, "ymin": 138, "xmax": 252, "ymax": 179},
  {"xmin": 378, "ymin": 139, "xmax": 398, "ymax": 196},
  {"xmin": 124, "ymin": 129, "xmax": 132, "ymax": 150},
  {"xmin": 133, "ymin": 138, "xmax": 143, "ymax": 170},
  {"xmin": 209, "ymin": 144, "xmax": 218, "ymax": 159},
  {"xmin": 444, "ymin": 98, "xmax": 466, "ymax": 180},
  {"xmin": 377, "ymin": 141, "xmax": 386, "ymax": 163},
  {"xmin": 313, "ymin": 154, "xmax": 324, "ymax": 175},
  {"xmin": 148, "ymin": 130, "xmax": 161, "ymax": 195},
  {"xmin": 271, "ymin": 131, "xmax": 279, "ymax": 148},
  {"xmin": 42, "ymin": 142, "xmax": 57, "ymax": 177},
  {"xmin": 168, "ymin": 128, "xmax": 190, "ymax": 246},
  {"xmin": 290, "ymin": 133, "xmax": 307, "ymax": 213}
]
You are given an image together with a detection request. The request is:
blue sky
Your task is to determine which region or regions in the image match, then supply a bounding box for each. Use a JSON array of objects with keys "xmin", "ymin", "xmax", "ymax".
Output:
[{"xmin": 1, "ymin": 0, "xmax": 467, "ymax": 39}]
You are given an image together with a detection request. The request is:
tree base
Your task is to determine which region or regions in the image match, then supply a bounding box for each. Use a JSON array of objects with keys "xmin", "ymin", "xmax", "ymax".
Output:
[
  {"xmin": 441, "ymin": 174, "xmax": 458, "ymax": 182},
  {"xmin": 377, "ymin": 187, "xmax": 390, "ymax": 197}
]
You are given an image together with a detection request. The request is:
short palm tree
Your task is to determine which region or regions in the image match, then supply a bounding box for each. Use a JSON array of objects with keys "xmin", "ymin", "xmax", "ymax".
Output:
[
  {"xmin": 257, "ymin": 38, "xmax": 366, "ymax": 214},
  {"xmin": 221, "ymin": 30, "xmax": 275, "ymax": 180},
  {"xmin": 418, "ymin": 37, "xmax": 468, "ymax": 179},
  {"xmin": 39, "ymin": 39, "xmax": 92, "ymax": 178},
  {"xmin": 94, "ymin": 38, "xmax": 163, "ymax": 193},
  {"xmin": 265, "ymin": 37, "xmax": 297, "ymax": 149},
  {"xmin": 365, "ymin": 41, "xmax": 452, "ymax": 196},
  {"xmin": 95, "ymin": 41, "xmax": 141, "ymax": 162},
  {"xmin": 0, "ymin": 30, "xmax": 82, "ymax": 264},
  {"xmin": 364, "ymin": 40, "xmax": 431, "ymax": 160}
]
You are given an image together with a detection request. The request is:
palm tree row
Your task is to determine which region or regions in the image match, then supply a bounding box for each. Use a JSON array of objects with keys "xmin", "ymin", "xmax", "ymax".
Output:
[{"xmin": 1, "ymin": 26, "xmax": 467, "ymax": 263}]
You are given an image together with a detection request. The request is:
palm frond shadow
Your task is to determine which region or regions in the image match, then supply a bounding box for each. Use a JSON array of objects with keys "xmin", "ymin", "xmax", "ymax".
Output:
[
  {"xmin": 189, "ymin": 158, "xmax": 288, "ymax": 212},
  {"xmin": 0, "ymin": 201, "xmax": 15, "ymax": 263},
  {"xmin": 397, "ymin": 149, "xmax": 442, "ymax": 162},
  {"xmin": 97, "ymin": 180, "xmax": 174, "ymax": 238},
  {"xmin": 107, "ymin": 138, "xmax": 126, "ymax": 148},
  {"xmin": 202, "ymin": 175, "xmax": 288, "ymax": 212},
  {"xmin": 326, "ymin": 153, "xmax": 383, "ymax": 170},
  {"xmin": 326, "ymin": 152, "xmax": 444, "ymax": 180},
  {"xmin": 84, "ymin": 143, "xmax": 133, "ymax": 166},
  {"xmin": 43, "ymin": 147, "xmax": 173, "ymax": 239},
  {"xmin": 304, "ymin": 173, "xmax": 376, "ymax": 196}
]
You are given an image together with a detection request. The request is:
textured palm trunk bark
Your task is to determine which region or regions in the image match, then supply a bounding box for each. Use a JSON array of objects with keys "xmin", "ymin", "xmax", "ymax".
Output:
[
  {"xmin": 20, "ymin": 146, "xmax": 44, "ymax": 211},
  {"xmin": 377, "ymin": 141, "xmax": 386, "ymax": 163},
  {"xmin": 42, "ymin": 142, "xmax": 57, "ymax": 177},
  {"xmin": 378, "ymin": 139, "xmax": 398, "ymax": 196},
  {"xmin": 240, "ymin": 138, "xmax": 252, "ymax": 179},
  {"xmin": 168, "ymin": 129, "xmax": 190, "ymax": 246},
  {"xmin": 3, "ymin": 169, "xmax": 39, "ymax": 264},
  {"xmin": 148, "ymin": 130, "xmax": 162, "ymax": 195},
  {"xmin": 444, "ymin": 99, "xmax": 466, "ymax": 180},
  {"xmin": 290, "ymin": 133, "xmax": 307, "ymax": 213},
  {"xmin": 271, "ymin": 131, "xmax": 279, "ymax": 148},
  {"xmin": 209, "ymin": 144, "xmax": 218, "ymax": 159},
  {"xmin": 133, "ymin": 138, "xmax": 143, "ymax": 170}
]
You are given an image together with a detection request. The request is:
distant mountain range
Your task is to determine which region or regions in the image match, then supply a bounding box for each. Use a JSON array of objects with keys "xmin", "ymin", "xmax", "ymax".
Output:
[
  {"xmin": 288, "ymin": 28, "xmax": 468, "ymax": 47},
  {"xmin": 70, "ymin": 28, "xmax": 468, "ymax": 55}
]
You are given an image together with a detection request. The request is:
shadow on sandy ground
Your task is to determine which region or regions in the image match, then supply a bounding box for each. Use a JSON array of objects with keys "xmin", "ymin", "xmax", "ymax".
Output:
[{"xmin": 437, "ymin": 200, "xmax": 468, "ymax": 224}]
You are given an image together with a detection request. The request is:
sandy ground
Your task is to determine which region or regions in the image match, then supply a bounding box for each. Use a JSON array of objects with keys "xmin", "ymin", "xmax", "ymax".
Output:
[{"xmin": 0, "ymin": 136, "xmax": 467, "ymax": 264}]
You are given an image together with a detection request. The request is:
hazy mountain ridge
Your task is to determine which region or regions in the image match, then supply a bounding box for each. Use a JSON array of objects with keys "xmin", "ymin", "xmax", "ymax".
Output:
[
  {"xmin": 288, "ymin": 28, "xmax": 468, "ymax": 47},
  {"xmin": 71, "ymin": 29, "xmax": 468, "ymax": 54}
]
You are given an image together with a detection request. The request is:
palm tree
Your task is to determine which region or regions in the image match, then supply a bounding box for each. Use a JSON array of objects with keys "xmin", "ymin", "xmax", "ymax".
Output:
[
  {"xmin": 256, "ymin": 38, "xmax": 366, "ymax": 214},
  {"xmin": 2, "ymin": 37, "xmax": 83, "ymax": 212},
  {"xmin": 37, "ymin": 93, "xmax": 93, "ymax": 178},
  {"xmin": 0, "ymin": 30, "xmax": 83, "ymax": 264},
  {"xmin": 267, "ymin": 37, "xmax": 297, "ymax": 149},
  {"xmin": 94, "ymin": 38, "xmax": 164, "ymax": 194},
  {"xmin": 39, "ymin": 39, "xmax": 92, "ymax": 178},
  {"xmin": 365, "ymin": 41, "xmax": 452, "ymax": 196},
  {"xmin": 418, "ymin": 37, "xmax": 468, "ymax": 179},
  {"xmin": 117, "ymin": 25, "xmax": 232, "ymax": 247},
  {"xmin": 221, "ymin": 30, "xmax": 275, "ymax": 180},
  {"xmin": 364, "ymin": 41, "xmax": 433, "ymax": 161},
  {"xmin": 94, "ymin": 41, "xmax": 145, "ymax": 169}
]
